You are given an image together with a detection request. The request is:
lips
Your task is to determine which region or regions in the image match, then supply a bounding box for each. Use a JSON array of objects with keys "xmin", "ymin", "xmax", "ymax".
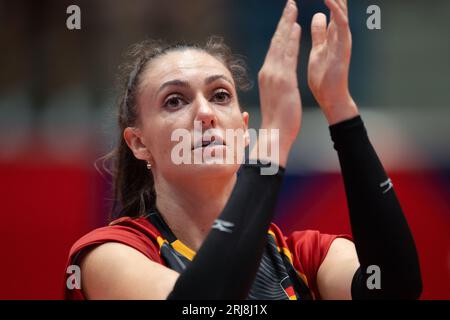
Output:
[{"xmin": 192, "ymin": 134, "xmax": 226, "ymax": 150}]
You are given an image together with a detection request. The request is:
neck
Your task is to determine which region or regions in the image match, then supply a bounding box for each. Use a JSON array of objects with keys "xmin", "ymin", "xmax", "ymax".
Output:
[{"xmin": 154, "ymin": 170, "xmax": 237, "ymax": 252}]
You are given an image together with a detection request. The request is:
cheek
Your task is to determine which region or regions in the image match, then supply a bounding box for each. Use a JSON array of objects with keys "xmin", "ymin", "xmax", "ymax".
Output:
[
  {"xmin": 226, "ymin": 110, "xmax": 246, "ymax": 130},
  {"xmin": 144, "ymin": 119, "xmax": 188, "ymax": 162}
]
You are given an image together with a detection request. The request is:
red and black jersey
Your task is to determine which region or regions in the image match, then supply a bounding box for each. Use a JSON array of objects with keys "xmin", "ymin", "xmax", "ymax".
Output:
[{"xmin": 64, "ymin": 211, "xmax": 351, "ymax": 300}]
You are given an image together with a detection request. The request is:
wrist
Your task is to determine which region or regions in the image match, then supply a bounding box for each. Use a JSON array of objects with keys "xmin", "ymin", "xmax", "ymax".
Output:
[
  {"xmin": 249, "ymin": 129, "xmax": 292, "ymax": 168},
  {"xmin": 322, "ymin": 96, "xmax": 359, "ymax": 126}
]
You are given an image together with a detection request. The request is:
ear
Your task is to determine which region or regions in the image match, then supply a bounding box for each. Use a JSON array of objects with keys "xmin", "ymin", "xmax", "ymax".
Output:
[
  {"xmin": 242, "ymin": 111, "xmax": 250, "ymax": 147},
  {"xmin": 123, "ymin": 127, "xmax": 152, "ymax": 162}
]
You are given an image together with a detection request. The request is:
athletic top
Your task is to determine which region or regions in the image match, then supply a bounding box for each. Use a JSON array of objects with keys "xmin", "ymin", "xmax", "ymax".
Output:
[{"xmin": 64, "ymin": 210, "xmax": 351, "ymax": 300}]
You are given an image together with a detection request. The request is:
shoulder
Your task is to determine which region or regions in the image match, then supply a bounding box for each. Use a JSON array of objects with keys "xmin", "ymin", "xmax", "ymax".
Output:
[
  {"xmin": 80, "ymin": 241, "xmax": 150, "ymax": 278},
  {"xmin": 73, "ymin": 232, "xmax": 181, "ymax": 300},
  {"xmin": 64, "ymin": 216, "xmax": 164, "ymax": 299},
  {"xmin": 78, "ymin": 241, "xmax": 179, "ymax": 299},
  {"xmin": 68, "ymin": 216, "xmax": 162, "ymax": 264}
]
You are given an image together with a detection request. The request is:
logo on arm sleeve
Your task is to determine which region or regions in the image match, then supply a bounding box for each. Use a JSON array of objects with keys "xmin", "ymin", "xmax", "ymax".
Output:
[
  {"xmin": 212, "ymin": 219, "xmax": 235, "ymax": 233},
  {"xmin": 379, "ymin": 178, "xmax": 393, "ymax": 194}
]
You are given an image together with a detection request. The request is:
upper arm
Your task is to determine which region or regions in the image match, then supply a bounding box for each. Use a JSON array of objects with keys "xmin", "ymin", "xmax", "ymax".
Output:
[
  {"xmin": 80, "ymin": 242, "xmax": 179, "ymax": 300},
  {"xmin": 316, "ymin": 238, "xmax": 360, "ymax": 300}
]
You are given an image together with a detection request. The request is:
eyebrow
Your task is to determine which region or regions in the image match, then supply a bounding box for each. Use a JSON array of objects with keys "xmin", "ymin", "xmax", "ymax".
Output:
[
  {"xmin": 156, "ymin": 74, "xmax": 234, "ymax": 95},
  {"xmin": 204, "ymin": 74, "xmax": 234, "ymax": 86}
]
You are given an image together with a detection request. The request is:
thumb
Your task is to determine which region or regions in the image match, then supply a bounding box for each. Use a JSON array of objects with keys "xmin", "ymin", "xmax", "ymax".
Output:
[{"xmin": 311, "ymin": 13, "xmax": 327, "ymax": 48}]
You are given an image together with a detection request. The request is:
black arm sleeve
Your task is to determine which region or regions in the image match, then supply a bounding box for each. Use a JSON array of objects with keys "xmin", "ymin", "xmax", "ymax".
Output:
[
  {"xmin": 167, "ymin": 163, "xmax": 284, "ymax": 300},
  {"xmin": 329, "ymin": 115, "xmax": 422, "ymax": 300}
]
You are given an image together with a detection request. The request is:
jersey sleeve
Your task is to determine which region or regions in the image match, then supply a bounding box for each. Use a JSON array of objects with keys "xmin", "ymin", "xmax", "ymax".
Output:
[
  {"xmin": 63, "ymin": 221, "xmax": 162, "ymax": 300},
  {"xmin": 285, "ymin": 229, "xmax": 353, "ymax": 299}
]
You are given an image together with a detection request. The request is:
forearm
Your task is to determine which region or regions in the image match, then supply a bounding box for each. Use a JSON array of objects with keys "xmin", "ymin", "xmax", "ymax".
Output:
[
  {"xmin": 329, "ymin": 115, "xmax": 422, "ymax": 299},
  {"xmin": 167, "ymin": 162, "xmax": 284, "ymax": 300}
]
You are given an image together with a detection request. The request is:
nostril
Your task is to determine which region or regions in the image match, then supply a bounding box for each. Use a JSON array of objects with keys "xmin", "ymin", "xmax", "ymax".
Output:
[{"xmin": 202, "ymin": 119, "xmax": 214, "ymax": 126}]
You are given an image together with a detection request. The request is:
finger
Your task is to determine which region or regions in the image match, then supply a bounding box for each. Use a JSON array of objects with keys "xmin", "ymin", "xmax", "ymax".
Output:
[
  {"xmin": 335, "ymin": 0, "xmax": 348, "ymax": 16},
  {"xmin": 325, "ymin": 0, "xmax": 348, "ymax": 27},
  {"xmin": 284, "ymin": 23, "xmax": 301, "ymax": 68},
  {"xmin": 268, "ymin": 0, "xmax": 298, "ymax": 58},
  {"xmin": 273, "ymin": 0, "xmax": 298, "ymax": 46},
  {"xmin": 311, "ymin": 13, "xmax": 327, "ymax": 48}
]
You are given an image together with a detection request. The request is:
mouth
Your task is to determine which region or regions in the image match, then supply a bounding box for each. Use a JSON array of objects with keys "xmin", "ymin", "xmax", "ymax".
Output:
[{"xmin": 192, "ymin": 135, "xmax": 226, "ymax": 150}]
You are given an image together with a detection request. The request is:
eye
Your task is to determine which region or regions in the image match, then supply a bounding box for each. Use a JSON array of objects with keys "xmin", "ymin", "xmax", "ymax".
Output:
[
  {"xmin": 163, "ymin": 94, "xmax": 187, "ymax": 110},
  {"xmin": 211, "ymin": 89, "xmax": 231, "ymax": 104}
]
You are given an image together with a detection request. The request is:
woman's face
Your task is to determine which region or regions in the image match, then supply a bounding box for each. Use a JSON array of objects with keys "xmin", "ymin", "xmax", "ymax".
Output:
[{"xmin": 127, "ymin": 49, "xmax": 249, "ymax": 182}]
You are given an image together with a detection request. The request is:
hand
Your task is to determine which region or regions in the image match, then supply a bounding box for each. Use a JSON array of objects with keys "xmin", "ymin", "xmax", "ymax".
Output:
[
  {"xmin": 253, "ymin": 0, "xmax": 302, "ymax": 167},
  {"xmin": 308, "ymin": 0, "xmax": 359, "ymax": 125}
]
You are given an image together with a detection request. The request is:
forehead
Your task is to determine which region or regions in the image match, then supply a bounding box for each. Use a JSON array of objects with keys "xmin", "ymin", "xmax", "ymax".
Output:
[{"xmin": 139, "ymin": 49, "xmax": 234, "ymax": 92}]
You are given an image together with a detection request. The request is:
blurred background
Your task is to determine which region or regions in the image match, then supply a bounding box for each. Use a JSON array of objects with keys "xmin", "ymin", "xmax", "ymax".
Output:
[{"xmin": 0, "ymin": 0, "xmax": 449, "ymax": 299}]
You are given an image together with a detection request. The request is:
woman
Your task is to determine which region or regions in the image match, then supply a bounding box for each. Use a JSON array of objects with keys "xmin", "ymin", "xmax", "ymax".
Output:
[{"xmin": 65, "ymin": 0, "xmax": 422, "ymax": 300}]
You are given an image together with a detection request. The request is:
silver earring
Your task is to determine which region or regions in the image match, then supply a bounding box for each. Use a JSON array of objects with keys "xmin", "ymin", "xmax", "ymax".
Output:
[{"xmin": 146, "ymin": 162, "xmax": 152, "ymax": 170}]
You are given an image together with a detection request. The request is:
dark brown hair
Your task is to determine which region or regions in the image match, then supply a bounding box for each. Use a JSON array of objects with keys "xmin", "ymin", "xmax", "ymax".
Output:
[{"xmin": 100, "ymin": 36, "xmax": 252, "ymax": 221}]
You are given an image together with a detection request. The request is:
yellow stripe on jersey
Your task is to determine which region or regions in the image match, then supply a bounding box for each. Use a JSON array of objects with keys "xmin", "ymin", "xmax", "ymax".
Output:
[
  {"xmin": 171, "ymin": 240, "xmax": 196, "ymax": 261},
  {"xmin": 268, "ymin": 230, "xmax": 310, "ymax": 288},
  {"xmin": 156, "ymin": 236, "xmax": 196, "ymax": 261},
  {"xmin": 296, "ymin": 270, "xmax": 310, "ymax": 288},
  {"xmin": 156, "ymin": 236, "xmax": 168, "ymax": 247}
]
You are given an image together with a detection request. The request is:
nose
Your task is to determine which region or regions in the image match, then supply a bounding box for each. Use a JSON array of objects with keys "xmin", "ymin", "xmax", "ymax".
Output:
[{"xmin": 194, "ymin": 94, "xmax": 217, "ymax": 129}]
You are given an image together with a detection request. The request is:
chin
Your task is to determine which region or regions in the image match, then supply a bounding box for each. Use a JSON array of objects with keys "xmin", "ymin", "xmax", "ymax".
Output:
[{"xmin": 188, "ymin": 161, "xmax": 239, "ymax": 178}]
